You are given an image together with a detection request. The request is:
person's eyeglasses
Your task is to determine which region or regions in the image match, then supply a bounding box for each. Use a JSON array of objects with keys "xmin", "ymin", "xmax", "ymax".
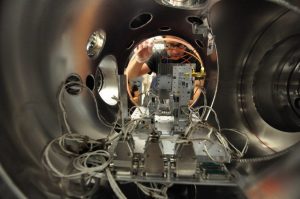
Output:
[{"xmin": 165, "ymin": 43, "xmax": 185, "ymax": 49}]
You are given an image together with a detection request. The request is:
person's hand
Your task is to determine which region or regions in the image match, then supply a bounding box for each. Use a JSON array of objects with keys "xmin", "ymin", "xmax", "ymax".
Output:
[{"xmin": 134, "ymin": 40, "xmax": 154, "ymax": 63}]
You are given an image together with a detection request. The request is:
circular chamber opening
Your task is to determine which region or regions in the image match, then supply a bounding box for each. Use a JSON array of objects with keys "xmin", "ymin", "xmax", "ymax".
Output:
[
  {"xmin": 124, "ymin": 35, "xmax": 206, "ymax": 107},
  {"xmin": 253, "ymin": 36, "xmax": 300, "ymax": 131},
  {"xmin": 129, "ymin": 13, "xmax": 153, "ymax": 30},
  {"xmin": 86, "ymin": 30, "xmax": 106, "ymax": 59},
  {"xmin": 65, "ymin": 74, "xmax": 83, "ymax": 95},
  {"xmin": 86, "ymin": 74, "xmax": 95, "ymax": 91},
  {"xmin": 97, "ymin": 55, "xmax": 119, "ymax": 106},
  {"xmin": 126, "ymin": 40, "xmax": 135, "ymax": 50},
  {"xmin": 195, "ymin": 39, "xmax": 204, "ymax": 49},
  {"xmin": 159, "ymin": 26, "xmax": 172, "ymax": 32}
]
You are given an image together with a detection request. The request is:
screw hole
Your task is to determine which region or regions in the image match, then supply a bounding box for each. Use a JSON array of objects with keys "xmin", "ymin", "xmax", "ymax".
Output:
[{"xmin": 130, "ymin": 13, "xmax": 153, "ymax": 30}]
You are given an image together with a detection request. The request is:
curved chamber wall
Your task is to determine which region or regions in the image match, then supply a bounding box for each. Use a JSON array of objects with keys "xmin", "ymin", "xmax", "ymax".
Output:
[{"xmin": 0, "ymin": 0, "xmax": 299, "ymax": 198}]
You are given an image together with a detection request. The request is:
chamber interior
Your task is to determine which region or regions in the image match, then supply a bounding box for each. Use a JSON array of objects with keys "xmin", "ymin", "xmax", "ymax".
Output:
[{"xmin": 0, "ymin": 0, "xmax": 300, "ymax": 198}]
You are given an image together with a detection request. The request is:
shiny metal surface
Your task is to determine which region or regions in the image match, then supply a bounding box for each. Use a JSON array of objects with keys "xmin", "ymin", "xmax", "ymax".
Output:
[
  {"xmin": 210, "ymin": 1, "xmax": 300, "ymax": 153},
  {"xmin": 155, "ymin": 0, "xmax": 219, "ymax": 10},
  {"xmin": 114, "ymin": 141, "xmax": 133, "ymax": 169},
  {"xmin": 144, "ymin": 139, "xmax": 165, "ymax": 175},
  {"xmin": 98, "ymin": 55, "xmax": 119, "ymax": 106},
  {"xmin": 0, "ymin": 0, "xmax": 299, "ymax": 198},
  {"xmin": 86, "ymin": 30, "xmax": 106, "ymax": 59},
  {"xmin": 175, "ymin": 143, "xmax": 197, "ymax": 177}
]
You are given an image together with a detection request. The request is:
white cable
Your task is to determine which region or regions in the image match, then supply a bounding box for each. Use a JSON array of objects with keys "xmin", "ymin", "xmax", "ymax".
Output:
[
  {"xmin": 106, "ymin": 168, "xmax": 127, "ymax": 199},
  {"xmin": 43, "ymin": 133, "xmax": 129, "ymax": 198},
  {"xmin": 204, "ymin": 30, "xmax": 219, "ymax": 121},
  {"xmin": 122, "ymin": 117, "xmax": 152, "ymax": 140},
  {"xmin": 43, "ymin": 134, "xmax": 111, "ymax": 179},
  {"xmin": 58, "ymin": 83, "xmax": 72, "ymax": 134},
  {"xmin": 72, "ymin": 150, "xmax": 112, "ymax": 173},
  {"xmin": 179, "ymin": 115, "xmax": 232, "ymax": 163},
  {"xmin": 203, "ymin": 141, "xmax": 227, "ymax": 163},
  {"xmin": 196, "ymin": 106, "xmax": 221, "ymax": 133},
  {"xmin": 129, "ymin": 105, "xmax": 143, "ymax": 115},
  {"xmin": 135, "ymin": 182, "xmax": 171, "ymax": 199},
  {"xmin": 199, "ymin": 88, "xmax": 207, "ymax": 119},
  {"xmin": 58, "ymin": 81, "xmax": 116, "ymax": 134},
  {"xmin": 58, "ymin": 133, "xmax": 104, "ymax": 156},
  {"xmin": 107, "ymin": 108, "xmax": 122, "ymax": 139},
  {"xmin": 42, "ymin": 138, "xmax": 87, "ymax": 179},
  {"xmin": 221, "ymin": 128, "xmax": 249, "ymax": 158},
  {"xmin": 107, "ymin": 132, "xmax": 122, "ymax": 144}
]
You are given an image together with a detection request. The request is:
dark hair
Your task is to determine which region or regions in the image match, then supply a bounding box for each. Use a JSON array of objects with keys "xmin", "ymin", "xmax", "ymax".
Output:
[{"xmin": 131, "ymin": 85, "xmax": 139, "ymax": 96}]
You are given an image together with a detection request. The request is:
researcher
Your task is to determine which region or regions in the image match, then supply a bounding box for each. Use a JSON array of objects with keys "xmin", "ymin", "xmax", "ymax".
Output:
[
  {"xmin": 130, "ymin": 84, "xmax": 140, "ymax": 104},
  {"xmin": 125, "ymin": 37, "xmax": 204, "ymax": 105}
]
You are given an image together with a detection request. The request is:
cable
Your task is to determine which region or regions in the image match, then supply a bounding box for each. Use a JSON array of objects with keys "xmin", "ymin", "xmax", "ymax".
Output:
[
  {"xmin": 221, "ymin": 128, "xmax": 249, "ymax": 158},
  {"xmin": 72, "ymin": 150, "xmax": 112, "ymax": 173},
  {"xmin": 203, "ymin": 143, "xmax": 226, "ymax": 163},
  {"xmin": 179, "ymin": 109, "xmax": 248, "ymax": 163},
  {"xmin": 58, "ymin": 134, "xmax": 93, "ymax": 156},
  {"xmin": 196, "ymin": 106, "xmax": 221, "ymax": 133},
  {"xmin": 135, "ymin": 182, "xmax": 172, "ymax": 199},
  {"xmin": 42, "ymin": 137, "xmax": 88, "ymax": 179},
  {"xmin": 122, "ymin": 118, "xmax": 152, "ymax": 140},
  {"xmin": 60, "ymin": 172, "xmax": 100, "ymax": 198},
  {"xmin": 233, "ymin": 141, "xmax": 300, "ymax": 163},
  {"xmin": 182, "ymin": 50, "xmax": 204, "ymax": 69},
  {"xmin": 58, "ymin": 83, "xmax": 72, "ymax": 134},
  {"xmin": 58, "ymin": 81, "xmax": 116, "ymax": 134},
  {"xmin": 42, "ymin": 132, "xmax": 130, "ymax": 198},
  {"xmin": 203, "ymin": 30, "xmax": 219, "ymax": 122},
  {"xmin": 106, "ymin": 167, "xmax": 127, "ymax": 199},
  {"xmin": 199, "ymin": 88, "xmax": 207, "ymax": 119},
  {"xmin": 42, "ymin": 134, "xmax": 111, "ymax": 179},
  {"xmin": 59, "ymin": 80, "xmax": 125, "ymax": 145},
  {"xmin": 107, "ymin": 107, "xmax": 122, "ymax": 139},
  {"xmin": 47, "ymin": 80, "xmax": 132, "ymax": 198}
]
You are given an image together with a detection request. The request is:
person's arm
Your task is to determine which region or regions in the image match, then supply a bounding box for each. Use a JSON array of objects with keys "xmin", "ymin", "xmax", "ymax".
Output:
[
  {"xmin": 125, "ymin": 59, "xmax": 151, "ymax": 80},
  {"xmin": 125, "ymin": 41, "xmax": 153, "ymax": 80},
  {"xmin": 189, "ymin": 56, "xmax": 205, "ymax": 105},
  {"xmin": 189, "ymin": 79, "xmax": 203, "ymax": 106}
]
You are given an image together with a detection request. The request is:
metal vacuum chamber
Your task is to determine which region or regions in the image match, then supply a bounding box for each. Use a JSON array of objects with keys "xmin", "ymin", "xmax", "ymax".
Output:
[{"xmin": 0, "ymin": 0, "xmax": 299, "ymax": 198}]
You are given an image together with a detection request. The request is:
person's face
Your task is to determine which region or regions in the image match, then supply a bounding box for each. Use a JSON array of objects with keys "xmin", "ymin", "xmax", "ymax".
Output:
[
  {"xmin": 133, "ymin": 90, "xmax": 139, "ymax": 97},
  {"xmin": 165, "ymin": 41, "xmax": 186, "ymax": 60}
]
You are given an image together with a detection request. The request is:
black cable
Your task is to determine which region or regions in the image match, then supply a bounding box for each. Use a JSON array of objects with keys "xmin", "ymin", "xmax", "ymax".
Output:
[{"xmin": 232, "ymin": 141, "xmax": 300, "ymax": 163}]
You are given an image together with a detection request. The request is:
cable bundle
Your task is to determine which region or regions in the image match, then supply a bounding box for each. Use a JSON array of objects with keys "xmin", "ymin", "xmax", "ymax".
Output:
[
  {"xmin": 42, "ymin": 134, "xmax": 107, "ymax": 178},
  {"xmin": 135, "ymin": 182, "xmax": 173, "ymax": 199},
  {"xmin": 181, "ymin": 105, "xmax": 250, "ymax": 163}
]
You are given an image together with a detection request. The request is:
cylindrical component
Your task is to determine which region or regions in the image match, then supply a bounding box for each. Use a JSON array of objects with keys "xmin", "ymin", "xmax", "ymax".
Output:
[{"xmin": 253, "ymin": 35, "xmax": 300, "ymax": 132}]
